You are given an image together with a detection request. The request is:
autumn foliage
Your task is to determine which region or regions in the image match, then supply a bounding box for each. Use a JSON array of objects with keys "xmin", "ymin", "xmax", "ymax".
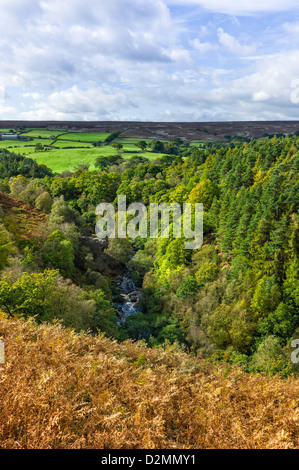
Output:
[{"xmin": 0, "ymin": 312, "xmax": 298, "ymax": 449}]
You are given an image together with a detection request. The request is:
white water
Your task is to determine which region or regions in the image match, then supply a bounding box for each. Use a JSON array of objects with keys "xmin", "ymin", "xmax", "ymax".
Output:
[{"xmin": 115, "ymin": 271, "xmax": 141, "ymax": 324}]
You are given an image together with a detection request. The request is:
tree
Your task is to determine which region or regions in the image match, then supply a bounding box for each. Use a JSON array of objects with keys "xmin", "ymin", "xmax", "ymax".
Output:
[
  {"xmin": 105, "ymin": 238, "xmax": 133, "ymax": 264},
  {"xmin": 111, "ymin": 143, "xmax": 123, "ymax": 155},
  {"xmin": 0, "ymin": 224, "xmax": 15, "ymax": 270},
  {"xmin": 48, "ymin": 195, "xmax": 79, "ymax": 232},
  {"xmin": 104, "ymin": 131, "xmax": 121, "ymax": 144},
  {"xmin": 94, "ymin": 155, "xmax": 121, "ymax": 171},
  {"xmin": 41, "ymin": 230, "xmax": 75, "ymax": 278},
  {"xmin": 35, "ymin": 143, "xmax": 43, "ymax": 152},
  {"xmin": 249, "ymin": 336, "xmax": 291, "ymax": 377},
  {"xmin": 35, "ymin": 191, "xmax": 53, "ymax": 213},
  {"xmin": 176, "ymin": 276, "xmax": 199, "ymax": 299},
  {"xmin": 0, "ymin": 270, "xmax": 94, "ymax": 331},
  {"xmin": 189, "ymin": 179, "xmax": 219, "ymax": 207},
  {"xmin": 150, "ymin": 140, "xmax": 164, "ymax": 153},
  {"xmin": 135, "ymin": 140, "xmax": 147, "ymax": 151}
]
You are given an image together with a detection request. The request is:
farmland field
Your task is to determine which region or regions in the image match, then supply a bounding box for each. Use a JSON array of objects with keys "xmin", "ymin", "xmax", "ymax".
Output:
[
  {"xmin": 20, "ymin": 129, "xmax": 68, "ymax": 139},
  {"xmin": 32, "ymin": 146, "xmax": 166, "ymax": 173},
  {"xmin": 0, "ymin": 138, "xmax": 52, "ymax": 155},
  {"xmin": 0, "ymin": 127, "xmax": 172, "ymax": 172},
  {"xmin": 57, "ymin": 132, "xmax": 110, "ymax": 142},
  {"xmin": 50, "ymin": 140, "xmax": 92, "ymax": 149}
]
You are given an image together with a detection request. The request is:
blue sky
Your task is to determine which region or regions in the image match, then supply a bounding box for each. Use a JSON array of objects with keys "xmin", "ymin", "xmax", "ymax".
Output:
[{"xmin": 1, "ymin": 0, "xmax": 299, "ymax": 122}]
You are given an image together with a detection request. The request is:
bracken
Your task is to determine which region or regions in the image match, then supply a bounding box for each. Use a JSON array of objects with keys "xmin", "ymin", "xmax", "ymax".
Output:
[{"xmin": 0, "ymin": 312, "xmax": 298, "ymax": 449}]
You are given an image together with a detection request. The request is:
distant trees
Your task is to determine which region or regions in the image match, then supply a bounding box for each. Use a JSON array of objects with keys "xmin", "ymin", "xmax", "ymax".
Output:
[
  {"xmin": 35, "ymin": 143, "xmax": 43, "ymax": 151},
  {"xmin": 150, "ymin": 140, "xmax": 164, "ymax": 153},
  {"xmin": 104, "ymin": 131, "xmax": 121, "ymax": 144},
  {"xmin": 111, "ymin": 142, "xmax": 123, "ymax": 155},
  {"xmin": 135, "ymin": 140, "xmax": 147, "ymax": 151},
  {"xmin": 94, "ymin": 155, "xmax": 122, "ymax": 170},
  {"xmin": 0, "ymin": 150, "xmax": 52, "ymax": 178}
]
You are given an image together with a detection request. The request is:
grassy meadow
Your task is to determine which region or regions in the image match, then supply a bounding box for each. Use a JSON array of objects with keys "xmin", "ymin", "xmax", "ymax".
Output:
[{"xmin": 0, "ymin": 128, "xmax": 167, "ymax": 173}]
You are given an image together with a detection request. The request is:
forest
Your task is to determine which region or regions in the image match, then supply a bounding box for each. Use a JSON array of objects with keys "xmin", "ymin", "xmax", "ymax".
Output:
[{"xmin": 0, "ymin": 133, "xmax": 298, "ymax": 378}]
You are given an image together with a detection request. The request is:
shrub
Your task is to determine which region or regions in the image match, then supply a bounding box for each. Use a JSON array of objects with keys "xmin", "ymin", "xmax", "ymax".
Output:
[
  {"xmin": 35, "ymin": 191, "xmax": 53, "ymax": 213},
  {"xmin": 176, "ymin": 276, "xmax": 199, "ymax": 299}
]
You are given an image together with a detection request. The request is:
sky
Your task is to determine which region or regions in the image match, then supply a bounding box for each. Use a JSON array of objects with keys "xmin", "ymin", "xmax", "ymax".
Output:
[{"xmin": 0, "ymin": 0, "xmax": 299, "ymax": 122}]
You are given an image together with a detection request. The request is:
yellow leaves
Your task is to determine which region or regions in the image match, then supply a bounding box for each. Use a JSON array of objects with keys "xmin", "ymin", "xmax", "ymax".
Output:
[
  {"xmin": 102, "ymin": 412, "xmax": 122, "ymax": 422},
  {"xmin": 254, "ymin": 169, "xmax": 263, "ymax": 182},
  {"xmin": 15, "ymin": 335, "xmax": 24, "ymax": 343},
  {"xmin": 136, "ymin": 374, "xmax": 148, "ymax": 384},
  {"xmin": 37, "ymin": 369, "xmax": 55, "ymax": 389},
  {"xmin": 133, "ymin": 353, "xmax": 146, "ymax": 367},
  {"xmin": 1, "ymin": 314, "xmax": 299, "ymax": 449},
  {"xmin": 213, "ymin": 384, "xmax": 229, "ymax": 398},
  {"xmin": 238, "ymin": 299, "xmax": 247, "ymax": 309},
  {"xmin": 280, "ymin": 429, "xmax": 288, "ymax": 440}
]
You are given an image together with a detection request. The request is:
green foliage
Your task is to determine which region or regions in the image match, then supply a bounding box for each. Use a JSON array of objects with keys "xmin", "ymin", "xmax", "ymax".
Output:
[
  {"xmin": 188, "ymin": 178, "xmax": 219, "ymax": 208},
  {"xmin": 41, "ymin": 230, "xmax": 75, "ymax": 277},
  {"xmin": 0, "ymin": 270, "xmax": 119, "ymax": 335},
  {"xmin": 104, "ymin": 132, "xmax": 121, "ymax": 144},
  {"xmin": 135, "ymin": 140, "xmax": 147, "ymax": 151},
  {"xmin": 105, "ymin": 238, "xmax": 133, "ymax": 265},
  {"xmin": 251, "ymin": 276, "xmax": 281, "ymax": 319},
  {"xmin": 0, "ymin": 133, "xmax": 298, "ymax": 376},
  {"xmin": 48, "ymin": 195, "xmax": 80, "ymax": 232},
  {"xmin": 84, "ymin": 289, "xmax": 123, "ymax": 338},
  {"xmin": 35, "ymin": 191, "xmax": 53, "ymax": 213},
  {"xmin": 249, "ymin": 336, "xmax": 294, "ymax": 377},
  {"xmin": 195, "ymin": 262, "xmax": 219, "ymax": 286},
  {"xmin": 0, "ymin": 149, "xmax": 52, "ymax": 178},
  {"xmin": 176, "ymin": 276, "xmax": 199, "ymax": 299},
  {"xmin": 157, "ymin": 323, "xmax": 184, "ymax": 344},
  {"xmin": 0, "ymin": 224, "xmax": 16, "ymax": 269},
  {"xmin": 257, "ymin": 302, "xmax": 299, "ymax": 341},
  {"xmin": 94, "ymin": 155, "xmax": 122, "ymax": 171}
]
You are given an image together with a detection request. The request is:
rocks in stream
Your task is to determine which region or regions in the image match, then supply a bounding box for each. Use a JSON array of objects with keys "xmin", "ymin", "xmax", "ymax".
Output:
[
  {"xmin": 115, "ymin": 272, "xmax": 141, "ymax": 324},
  {"xmin": 81, "ymin": 237, "xmax": 140, "ymax": 324}
]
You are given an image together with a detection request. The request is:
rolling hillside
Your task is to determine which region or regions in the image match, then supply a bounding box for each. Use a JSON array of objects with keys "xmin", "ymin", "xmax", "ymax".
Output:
[
  {"xmin": 0, "ymin": 191, "xmax": 47, "ymax": 241},
  {"xmin": 0, "ymin": 312, "xmax": 298, "ymax": 449}
]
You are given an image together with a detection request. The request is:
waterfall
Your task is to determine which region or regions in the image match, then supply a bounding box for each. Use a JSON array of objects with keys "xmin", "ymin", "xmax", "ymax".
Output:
[{"xmin": 115, "ymin": 270, "xmax": 141, "ymax": 324}]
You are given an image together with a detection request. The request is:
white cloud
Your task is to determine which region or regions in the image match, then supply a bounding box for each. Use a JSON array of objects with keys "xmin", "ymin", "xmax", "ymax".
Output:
[
  {"xmin": 0, "ymin": 0, "xmax": 183, "ymax": 91},
  {"xmin": 190, "ymin": 38, "xmax": 218, "ymax": 53},
  {"xmin": 217, "ymin": 28, "xmax": 256, "ymax": 55},
  {"xmin": 283, "ymin": 22, "xmax": 299, "ymax": 35},
  {"xmin": 166, "ymin": 1, "xmax": 299, "ymax": 16},
  {"xmin": 0, "ymin": 0, "xmax": 298, "ymax": 122},
  {"xmin": 20, "ymin": 84, "xmax": 138, "ymax": 121},
  {"xmin": 18, "ymin": 47, "xmax": 299, "ymax": 122},
  {"xmin": 252, "ymin": 91, "xmax": 270, "ymax": 102}
]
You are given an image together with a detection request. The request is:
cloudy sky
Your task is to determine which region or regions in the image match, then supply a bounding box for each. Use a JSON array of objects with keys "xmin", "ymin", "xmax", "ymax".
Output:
[{"xmin": 1, "ymin": 0, "xmax": 299, "ymax": 122}]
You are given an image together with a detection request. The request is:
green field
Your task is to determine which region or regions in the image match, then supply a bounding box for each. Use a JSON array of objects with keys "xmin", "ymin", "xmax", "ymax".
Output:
[
  {"xmin": 20, "ymin": 129, "xmax": 68, "ymax": 139},
  {"xmin": 51, "ymin": 140, "xmax": 92, "ymax": 149},
  {"xmin": 0, "ymin": 128, "xmax": 193, "ymax": 173},
  {"xmin": 31, "ymin": 146, "xmax": 166, "ymax": 173},
  {"xmin": 189, "ymin": 140, "xmax": 206, "ymax": 147},
  {"xmin": 57, "ymin": 132, "xmax": 110, "ymax": 142},
  {"xmin": 0, "ymin": 138, "xmax": 53, "ymax": 155}
]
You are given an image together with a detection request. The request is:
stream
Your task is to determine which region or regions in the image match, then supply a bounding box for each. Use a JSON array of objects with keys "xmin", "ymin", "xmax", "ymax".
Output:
[
  {"xmin": 82, "ymin": 236, "xmax": 141, "ymax": 325},
  {"xmin": 114, "ymin": 270, "xmax": 141, "ymax": 324}
]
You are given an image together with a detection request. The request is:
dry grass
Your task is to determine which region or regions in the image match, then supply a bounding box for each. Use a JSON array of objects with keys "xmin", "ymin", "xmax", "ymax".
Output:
[
  {"xmin": 0, "ymin": 191, "xmax": 47, "ymax": 241},
  {"xmin": 0, "ymin": 312, "xmax": 298, "ymax": 449}
]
